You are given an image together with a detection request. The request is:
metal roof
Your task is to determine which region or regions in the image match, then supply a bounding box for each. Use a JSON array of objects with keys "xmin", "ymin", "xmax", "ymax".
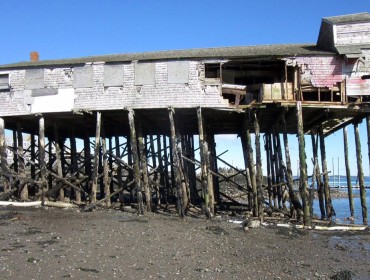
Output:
[
  {"xmin": 323, "ymin": 12, "xmax": 370, "ymax": 25},
  {"xmin": 0, "ymin": 44, "xmax": 335, "ymax": 70}
]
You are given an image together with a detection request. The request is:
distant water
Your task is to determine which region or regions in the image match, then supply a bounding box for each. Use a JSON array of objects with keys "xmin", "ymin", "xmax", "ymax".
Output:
[{"xmin": 311, "ymin": 175, "xmax": 370, "ymax": 225}]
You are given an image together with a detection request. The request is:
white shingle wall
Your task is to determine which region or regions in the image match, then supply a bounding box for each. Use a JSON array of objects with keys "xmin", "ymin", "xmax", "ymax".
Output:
[
  {"xmin": 0, "ymin": 71, "xmax": 30, "ymax": 116},
  {"xmin": 0, "ymin": 61, "xmax": 229, "ymax": 116}
]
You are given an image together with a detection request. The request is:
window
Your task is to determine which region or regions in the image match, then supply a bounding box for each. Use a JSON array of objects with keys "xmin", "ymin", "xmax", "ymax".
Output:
[
  {"xmin": 104, "ymin": 64, "xmax": 124, "ymax": 87},
  {"xmin": 0, "ymin": 73, "xmax": 9, "ymax": 90},
  {"xmin": 167, "ymin": 61, "xmax": 189, "ymax": 84},
  {"xmin": 205, "ymin": 63, "xmax": 221, "ymax": 79},
  {"xmin": 135, "ymin": 62, "xmax": 155, "ymax": 85},
  {"xmin": 25, "ymin": 69, "xmax": 44, "ymax": 89},
  {"xmin": 73, "ymin": 66, "xmax": 93, "ymax": 88}
]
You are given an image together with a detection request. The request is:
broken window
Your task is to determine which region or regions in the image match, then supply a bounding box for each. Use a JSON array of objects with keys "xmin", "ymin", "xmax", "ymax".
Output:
[
  {"xmin": 205, "ymin": 63, "xmax": 221, "ymax": 79},
  {"xmin": 0, "ymin": 73, "xmax": 9, "ymax": 90},
  {"xmin": 218, "ymin": 60, "xmax": 293, "ymax": 106}
]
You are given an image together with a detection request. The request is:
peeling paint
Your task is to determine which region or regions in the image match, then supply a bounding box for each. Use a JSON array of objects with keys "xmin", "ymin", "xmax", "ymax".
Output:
[{"xmin": 295, "ymin": 57, "xmax": 342, "ymax": 89}]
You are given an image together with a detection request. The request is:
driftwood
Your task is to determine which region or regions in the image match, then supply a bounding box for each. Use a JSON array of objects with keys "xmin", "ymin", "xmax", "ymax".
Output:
[{"xmin": 0, "ymin": 200, "xmax": 77, "ymax": 208}]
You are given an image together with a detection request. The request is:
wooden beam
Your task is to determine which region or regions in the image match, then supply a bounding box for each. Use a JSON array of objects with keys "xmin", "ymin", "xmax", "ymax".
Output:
[
  {"xmin": 0, "ymin": 118, "xmax": 10, "ymax": 193},
  {"xmin": 169, "ymin": 108, "xmax": 186, "ymax": 217},
  {"xmin": 319, "ymin": 123, "xmax": 335, "ymax": 220},
  {"xmin": 128, "ymin": 109, "xmax": 144, "ymax": 215},
  {"xmin": 197, "ymin": 107, "xmax": 213, "ymax": 218},
  {"xmin": 354, "ymin": 122, "xmax": 368, "ymax": 225},
  {"xmin": 137, "ymin": 120, "xmax": 151, "ymax": 212},
  {"xmin": 297, "ymin": 102, "xmax": 311, "ymax": 226},
  {"xmin": 343, "ymin": 127, "xmax": 354, "ymax": 218},
  {"xmin": 91, "ymin": 111, "xmax": 101, "ymax": 204}
]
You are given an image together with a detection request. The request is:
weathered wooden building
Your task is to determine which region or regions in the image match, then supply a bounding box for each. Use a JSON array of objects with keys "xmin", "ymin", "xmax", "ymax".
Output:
[{"xmin": 0, "ymin": 13, "xmax": 369, "ymax": 224}]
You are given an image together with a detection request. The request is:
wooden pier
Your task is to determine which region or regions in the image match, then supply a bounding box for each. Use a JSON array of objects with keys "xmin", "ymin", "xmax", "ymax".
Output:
[{"xmin": 0, "ymin": 13, "xmax": 369, "ymax": 225}]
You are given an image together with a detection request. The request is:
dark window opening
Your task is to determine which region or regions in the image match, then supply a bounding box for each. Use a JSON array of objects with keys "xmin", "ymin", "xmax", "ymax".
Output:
[
  {"xmin": 205, "ymin": 63, "xmax": 220, "ymax": 79},
  {"xmin": 0, "ymin": 74, "xmax": 9, "ymax": 90}
]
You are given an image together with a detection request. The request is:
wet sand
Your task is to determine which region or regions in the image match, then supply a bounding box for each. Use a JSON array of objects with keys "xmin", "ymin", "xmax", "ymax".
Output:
[{"xmin": 0, "ymin": 206, "xmax": 369, "ymax": 279}]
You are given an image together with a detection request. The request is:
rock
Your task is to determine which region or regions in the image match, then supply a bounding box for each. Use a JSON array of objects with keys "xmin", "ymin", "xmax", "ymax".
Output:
[
  {"xmin": 242, "ymin": 219, "xmax": 261, "ymax": 232},
  {"xmin": 330, "ymin": 270, "xmax": 353, "ymax": 280}
]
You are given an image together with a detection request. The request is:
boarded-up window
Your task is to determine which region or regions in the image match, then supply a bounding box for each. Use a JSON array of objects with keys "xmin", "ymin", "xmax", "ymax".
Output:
[
  {"xmin": 25, "ymin": 69, "xmax": 44, "ymax": 89},
  {"xmin": 168, "ymin": 61, "xmax": 189, "ymax": 84},
  {"xmin": 73, "ymin": 66, "xmax": 93, "ymax": 88},
  {"xmin": 0, "ymin": 74, "xmax": 9, "ymax": 90},
  {"xmin": 135, "ymin": 62, "xmax": 155, "ymax": 85},
  {"xmin": 104, "ymin": 64, "xmax": 124, "ymax": 87}
]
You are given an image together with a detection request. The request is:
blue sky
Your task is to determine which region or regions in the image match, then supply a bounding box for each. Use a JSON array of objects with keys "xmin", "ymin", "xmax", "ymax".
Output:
[{"xmin": 1, "ymin": 0, "xmax": 370, "ymax": 177}]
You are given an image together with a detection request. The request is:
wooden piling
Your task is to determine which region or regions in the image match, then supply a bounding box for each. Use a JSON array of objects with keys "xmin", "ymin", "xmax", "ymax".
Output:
[
  {"xmin": 128, "ymin": 109, "xmax": 144, "ymax": 215},
  {"xmin": 367, "ymin": 116, "xmax": 370, "ymax": 175},
  {"xmin": 38, "ymin": 117, "xmax": 46, "ymax": 199},
  {"xmin": 13, "ymin": 130, "xmax": 18, "ymax": 173},
  {"xmin": 70, "ymin": 129, "xmax": 81, "ymax": 204},
  {"xmin": 242, "ymin": 112, "xmax": 258, "ymax": 217},
  {"xmin": 91, "ymin": 111, "xmax": 101, "ymax": 204},
  {"xmin": 101, "ymin": 126, "xmax": 111, "ymax": 208},
  {"xmin": 343, "ymin": 127, "xmax": 354, "ymax": 218},
  {"xmin": 115, "ymin": 133, "xmax": 124, "ymax": 204},
  {"xmin": 208, "ymin": 133, "xmax": 220, "ymax": 204},
  {"xmin": 264, "ymin": 133, "xmax": 273, "ymax": 208},
  {"xmin": 354, "ymin": 122, "xmax": 368, "ymax": 225},
  {"xmin": 271, "ymin": 132, "xmax": 279, "ymax": 208},
  {"xmin": 319, "ymin": 123, "xmax": 335, "ymax": 220},
  {"xmin": 54, "ymin": 123, "xmax": 64, "ymax": 202},
  {"xmin": 169, "ymin": 108, "xmax": 186, "ymax": 217},
  {"xmin": 137, "ymin": 120, "xmax": 151, "ymax": 212},
  {"xmin": 274, "ymin": 131, "xmax": 284, "ymax": 209},
  {"xmin": 197, "ymin": 107, "xmax": 214, "ymax": 218},
  {"xmin": 280, "ymin": 110, "xmax": 303, "ymax": 216},
  {"xmin": 311, "ymin": 132, "xmax": 325, "ymax": 219},
  {"xmin": 296, "ymin": 102, "xmax": 311, "ymax": 226},
  {"xmin": 83, "ymin": 132, "xmax": 92, "ymax": 193},
  {"xmin": 0, "ymin": 118, "xmax": 10, "ymax": 193},
  {"xmin": 30, "ymin": 134, "xmax": 36, "ymax": 196},
  {"xmin": 162, "ymin": 136, "xmax": 170, "ymax": 204},
  {"xmin": 156, "ymin": 135, "xmax": 165, "ymax": 204},
  {"xmin": 254, "ymin": 112, "xmax": 264, "ymax": 219},
  {"xmin": 17, "ymin": 122, "xmax": 28, "ymax": 201}
]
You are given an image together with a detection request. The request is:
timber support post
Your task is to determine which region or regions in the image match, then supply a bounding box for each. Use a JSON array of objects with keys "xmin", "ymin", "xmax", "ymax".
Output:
[
  {"xmin": 70, "ymin": 129, "xmax": 81, "ymax": 204},
  {"xmin": 169, "ymin": 108, "xmax": 186, "ymax": 217},
  {"xmin": 254, "ymin": 111, "xmax": 264, "ymax": 220},
  {"xmin": 18, "ymin": 122, "xmax": 28, "ymax": 201},
  {"xmin": 319, "ymin": 123, "xmax": 335, "ymax": 220},
  {"xmin": 296, "ymin": 102, "xmax": 311, "ymax": 226},
  {"xmin": 343, "ymin": 127, "xmax": 354, "ymax": 218},
  {"xmin": 311, "ymin": 132, "xmax": 325, "ymax": 219},
  {"xmin": 137, "ymin": 120, "xmax": 151, "ymax": 212},
  {"xmin": 242, "ymin": 111, "xmax": 258, "ymax": 217},
  {"xmin": 197, "ymin": 107, "xmax": 213, "ymax": 218},
  {"xmin": 38, "ymin": 117, "xmax": 47, "ymax": 201},
  {"xmin": 354, "ymin": 122, "xmax": 368, "ymax": 225},
  {"xmin": 91, "ymin": 111, "xmax": 101, "ymax": 204},
  {"xmin": 280, "ymin": 109, "xmax": 303, "ymax": 217},
  {"xmin": 101, "ymin": 124, "xmax": 111, "ymax": 208},
  {"xmin": 0, "ymin": 118, "xmax": 10, "ymax": 193},
  {"xmin": 54, "ymin": 123, "xmax": 64, "ymax": 202},
  {"xmin": 128, "ymin": 109, "xmax": 144, "ymax": 215}
]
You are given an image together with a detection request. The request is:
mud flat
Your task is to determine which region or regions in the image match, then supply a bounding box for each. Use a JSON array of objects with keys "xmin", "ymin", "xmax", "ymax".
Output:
[{"xmin": 0, "ymin": 206, "xmax": 369, "ymax": 279}]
